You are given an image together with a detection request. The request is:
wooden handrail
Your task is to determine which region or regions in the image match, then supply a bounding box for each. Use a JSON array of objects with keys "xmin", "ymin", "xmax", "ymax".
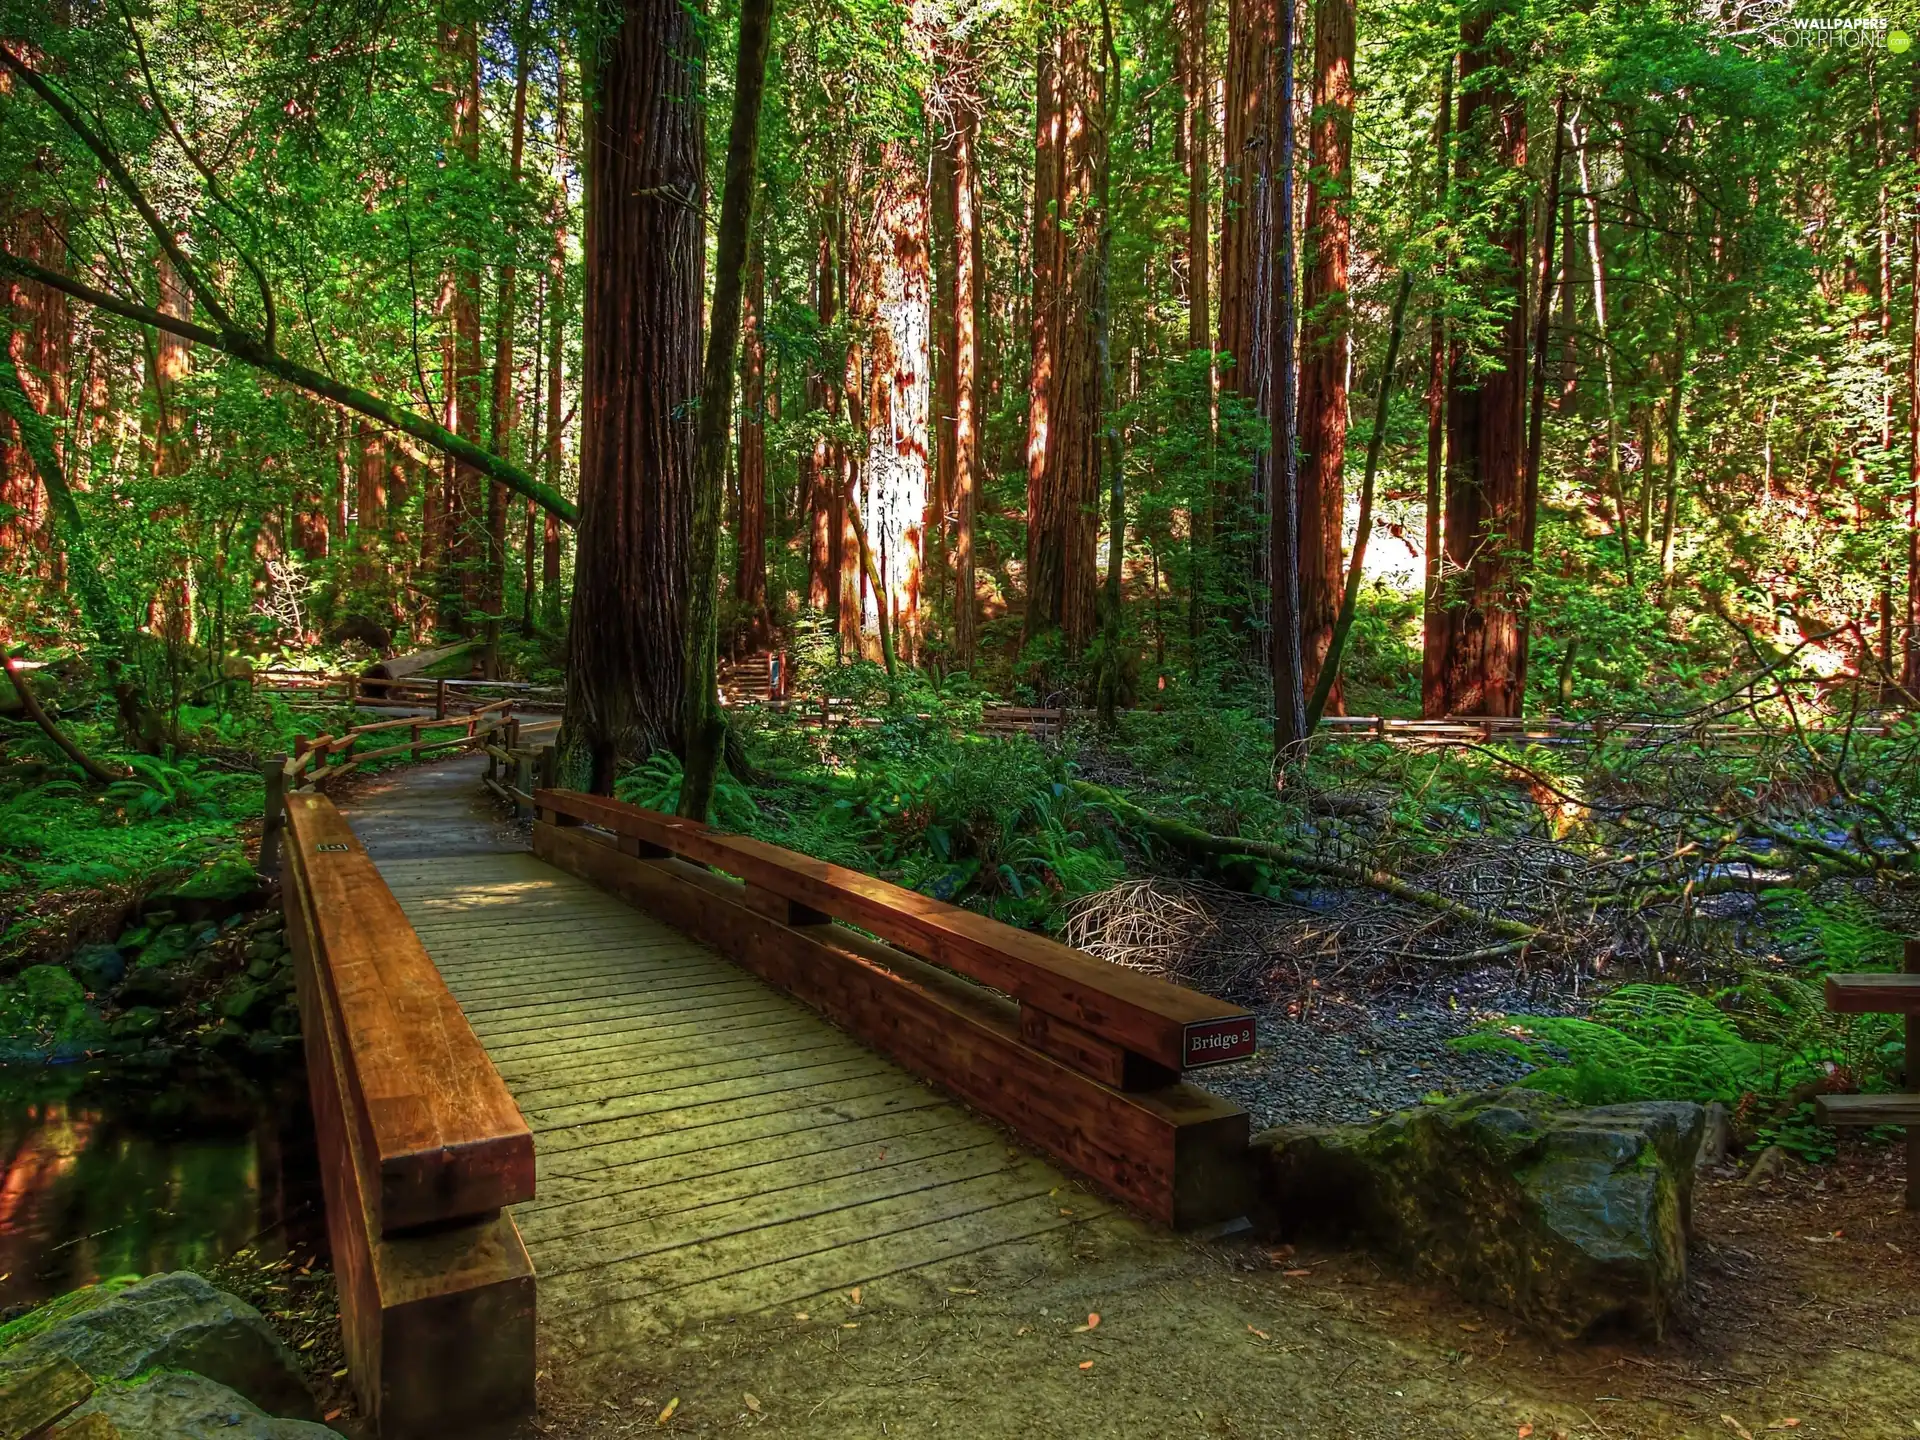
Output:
[
  {"xmin": 534, "ymin": 788, "xmax": 1255, "ymax": 1074},
  {"xmin": 283, "ymin": 794, "xmax": 533, "ymax": 1231}
]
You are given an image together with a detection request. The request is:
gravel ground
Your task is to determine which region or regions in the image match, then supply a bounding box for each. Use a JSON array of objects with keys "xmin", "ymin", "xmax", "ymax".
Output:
[{"xmin": 1203, "ymin": 964, "xmax": 1575, "ymax": 1129}]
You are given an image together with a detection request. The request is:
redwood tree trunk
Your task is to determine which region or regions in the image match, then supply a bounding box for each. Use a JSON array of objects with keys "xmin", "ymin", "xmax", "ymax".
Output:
[
  {"xmin": 733, "ymin": 238, "xmax": 770, "ymax": 648},
  {"xmin": 806, "ymin": 183, "xmax": 839, "ymax": 615},
  {"xmin": 858, "ymin": 142, "xmax": 931, "ymax": 665},
  {"xmin": 1432, "ymin": 4, "xmax": 1529, "ymax": 717},
  {"xmin": 542, "ymin": 51, "xmax": 569, "ymax": 627},
  {"xmin": 483, "ymin": 16, "xmax": 533, "ymax": 675},
  {"xmin": 442, "ymin": 19, "xmax": 484, "ymax": 634},
  {"xmin": 1220, "ymin": 0, "xmax": 1275, "ymax": 629},
  {"xmin": 951, "ymin": 77, "xmax": 983, "ymax": 666},
  {"xmin": 1297, "ymin": 0, "xmax": 1354, "ymax": 708},
  {"xmin": 1025, "ymin": 24, "xmax": 1104, "ymax": 653},
  {"xmin": 0, "ymin": 207, "xmax": 67, "ymax": 589},
  {"xmin": 564, "ymin": 0, "xmax": 704, "ymax": 789}
]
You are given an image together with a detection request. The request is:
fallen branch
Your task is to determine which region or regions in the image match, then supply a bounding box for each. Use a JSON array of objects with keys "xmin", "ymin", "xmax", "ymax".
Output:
[
  {"xmin": 2, "ymin": 653, "xmax": 128, "ymax": 784},
  {"xmin": 1069, "ymin": 781, "xmax": 1547, "ymax": 942}
]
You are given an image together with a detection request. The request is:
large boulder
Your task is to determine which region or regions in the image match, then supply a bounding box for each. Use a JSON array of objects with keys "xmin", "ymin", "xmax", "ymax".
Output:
[
  {"xmin": 1253, "ymin": 1087, "xmax": 1704, "ymax": 1341},
  {"xmin": 63, "ymin": 1370, "xmax": 336, "ymax": 1439},
  {"xmin": 0, "ymin": 1272, "xmax": 317, "ymax": 1421}
]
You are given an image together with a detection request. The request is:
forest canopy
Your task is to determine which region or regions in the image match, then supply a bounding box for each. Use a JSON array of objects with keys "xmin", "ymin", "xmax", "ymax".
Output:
[{"xmin": 1, "ymin": 0, "xmax": 1916, "ymax": 774}]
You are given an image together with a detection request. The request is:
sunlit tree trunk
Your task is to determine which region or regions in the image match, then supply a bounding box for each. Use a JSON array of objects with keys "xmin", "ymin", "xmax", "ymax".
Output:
[
  {"xmin": 1908, "ymin": 100, "xmax": 1920, "ymax": 691},
  {"xmin": 1421, "ymin": 56, "xmax": 1452, "ymax": 713},
  {"xmin": 564, "ymin": 0, "xmax": 703, "ymax": 789},
  {"xmin": 483, "ymin": 13, "xmax": 533, "ymax": 675},
  {"xmin": 1025, "ymin": 23, "xmax": 1104, "ymax": 653},
  {"xmin": 441, "ymin": 18, "xmax": 484, "ymax": 634},
  {"xmin": 1298, "ymin": 0, "xmax": 1353, "ymax": 708},
  {"xmin": 542, "ymin": 52, "xmax": 570, "ymax": 629},
  {"xmin": 1220, "ymin": 0, "xmax": 1274, "ymax": 635},
  {"xmin": 949, "ymin": 74, "xmax": 982, "ymax": 667},
  {"xmin": 733, "ymin": 236, "xmax": 770, "ymax": 649},
  {"xmin": 1183, "ymin": 0, "xmax": 1211, "ymax": 354},
  {"xmin": 144, "ymin": 247, "xmax": 195, "ymax": 642},
  {"xmin": 0, "ymin": 215, "xmax": 66, "ymax": 594},
  {"xmin": 856, "ymin": 142, "xmax": 930, "ymax": 664},
  {"xmin": 1431, "ymin": 2, "xmax": 1528, "ymax": 718},
  {"xmin": 805, "ymin": 183, "xmax": 839, "ymax": 615}
]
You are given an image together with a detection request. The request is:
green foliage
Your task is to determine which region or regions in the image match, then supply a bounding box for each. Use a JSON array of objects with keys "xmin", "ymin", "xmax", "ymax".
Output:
[
  {"xmin": 1457, "ymin": 978, "xmax": 1898, "ymax": 1114},
  {"xmin": 1761, "ymin": 889, "xmax": 1905, "ymax": 974},
  {"xmin": 615, "ymin": 751, "xmax": 761, "ymax": 833},
  {"xmin": 1457, "ymin": 984, "xmax": 1799, "ymax": 1107}
]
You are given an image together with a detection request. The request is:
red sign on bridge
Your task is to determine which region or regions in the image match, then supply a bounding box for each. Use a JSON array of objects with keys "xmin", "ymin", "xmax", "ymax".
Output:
[{"xmin": 1181, "ymin": 1015, "xmax": 1257, "ymax": 1068}]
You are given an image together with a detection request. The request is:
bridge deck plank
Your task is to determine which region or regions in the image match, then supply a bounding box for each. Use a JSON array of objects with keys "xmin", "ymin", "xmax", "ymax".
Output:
[{"xmin": 373, "ymin": 848, "xmax": 1121, "ymax": 1347}]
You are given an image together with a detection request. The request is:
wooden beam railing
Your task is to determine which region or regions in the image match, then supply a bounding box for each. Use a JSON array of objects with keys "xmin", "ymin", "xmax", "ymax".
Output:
[
  {"xmin": 532, "ymin": 788, "xmax": 1257, "ymax": 1229},
  {"xmin": 281, "ymin": 794, "xmax": 534, "ymax": 1437},
  {"xmin": 259, "ymin": 702, "xmax": 513, "ymax": 876}
]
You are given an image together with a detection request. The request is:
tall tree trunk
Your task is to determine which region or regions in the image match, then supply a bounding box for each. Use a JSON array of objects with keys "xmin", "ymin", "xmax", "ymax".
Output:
[
  {"xmin": 1574, "ymin": 113, "xmax": 1632, "ymax": 585},
  {"xmin": 1184, "ymin": 0, "xmax": 1211, "ymax": 354},
  {"xmin": 1518, "ymin": 89, "xmax": 1567, "ymax": 693},
  {"xmin": 542, "ymin": 51, "xmax": 569, "ymax": 629},
  {"xmin": 442, "ymin": 19, "xmax": 484, "ymax": 634},
  {"xmin": 483, "ymin": 11, "xmax": 533, "ymax": 676},
  {"xmin": 1431, "ymin": 1, "xmax": 1528, "ymax": 718},
  {"xmin": 1270, "ymin": 0, "xmax": 1306, "ymax": 750},
  {"xmin": 679, "ymin": 0, "xmax": 772, "ymax": 820},
  {"xmin": 733, "ymin": 236, "xmax": 770, "ymax": 649},
  {"xmin": 951, "ymin": 74, "xmax": 982, "ymax": 667},
  {"xmin": 1025, "ymin": 23, "xmax": 1105, "ymax": 654},
  {"xmin": 1221, "ymin": 0, "xmax": 1275, "ymax": 639},
  {"xmin": 857, "ymin": 142, "xmax": 931, "ymax": 666},
  {"xmin": 1908, "ymin": 100, "xmax": 1920, "ymax": 692},
  {"xmin": 145, "ymin": 246, "xmax": 195, "ymax": 643},
  {"xmin": 806, "ymin": 182, "xmax": 839, "ymax": 615},
  {"xmin": 564, "ymin": 0, "xmax": 705, "ymax": 791},
  {"xmin": 1421, "ymin": 55, "xmax": 1453, "ymax": 714},
  {"xmin": 0, "ymin": 208, "xmax": 68, "ymax": 599},
  {"xmin": 1297, "ymin": 0, "xmax": 1354, "ymax": 707}
]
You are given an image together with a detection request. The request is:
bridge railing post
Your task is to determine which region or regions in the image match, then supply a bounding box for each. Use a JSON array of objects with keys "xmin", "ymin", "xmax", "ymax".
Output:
[{"xmin": 258, "ymin": 756, "xmax": 287, "ymax": 876}]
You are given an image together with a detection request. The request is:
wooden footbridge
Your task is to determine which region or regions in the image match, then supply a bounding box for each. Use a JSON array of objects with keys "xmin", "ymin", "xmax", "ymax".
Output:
[{"xmin": 269, "ymin": 749, "xmax": 1258, "ymax": 1437}]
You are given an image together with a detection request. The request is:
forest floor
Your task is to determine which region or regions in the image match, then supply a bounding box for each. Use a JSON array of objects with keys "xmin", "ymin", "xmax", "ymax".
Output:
[{"xmin": 509, "ymin": 1141, "xmax": 1920, "ymax": 1440}]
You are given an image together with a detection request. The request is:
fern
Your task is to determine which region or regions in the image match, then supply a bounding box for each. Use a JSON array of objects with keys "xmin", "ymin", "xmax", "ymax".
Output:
[
  {"xmin": 1762, "ymin": 889, "xmax": 1902, "ymax": 974},
  {"xmin": 1455, "ymin": 982, "xmax": 1856, "ymax": 1107}
]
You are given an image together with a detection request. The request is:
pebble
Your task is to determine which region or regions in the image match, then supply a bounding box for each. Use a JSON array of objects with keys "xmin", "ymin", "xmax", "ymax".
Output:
[{"xmin": 1203, "ymin": 967, "xmax": 1571, "ymax": 1129}]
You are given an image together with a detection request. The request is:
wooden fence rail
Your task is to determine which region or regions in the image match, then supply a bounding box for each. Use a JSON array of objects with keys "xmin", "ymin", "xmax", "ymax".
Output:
[
  {"xmin": 258, "ymin": 701, "xmax": 513, "ymax": 876},
  {"xmin": 531, "ymin": 787, "xmax": 1256, "ymax": 1229},
  {"xmin": 281, "ymin": 794, "xmax": 534, "ymax": 1438}
]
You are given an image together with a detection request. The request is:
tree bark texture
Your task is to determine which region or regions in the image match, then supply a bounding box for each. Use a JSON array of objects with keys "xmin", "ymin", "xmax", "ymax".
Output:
[
  {"xmin": 1025, "ymin": 23, "xmax": 1105, "ymax": 653},
  {"xmin": 856, "ymin": 141, "xmax": 931, "ymax": 665},
  {"xmin": 564, "ymin": 0, "xmax": 704, "ymax": 788},
  {"xmin": 733, "ymin": 238, "xmax": 770, "ymax": 648},
  {"xmin": 1297, "ymin": 0, "xmax": 1354, "ymax": 707},
  {"xmin": 1431, "ymin": 4, "xmax": 1529, "ymax": 718}
]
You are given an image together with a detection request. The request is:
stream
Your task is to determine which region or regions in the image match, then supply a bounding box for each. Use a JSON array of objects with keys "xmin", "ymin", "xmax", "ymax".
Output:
[{"xmin": 0, "ymin": 1058, "xmax": 324, "ymax": 1316}]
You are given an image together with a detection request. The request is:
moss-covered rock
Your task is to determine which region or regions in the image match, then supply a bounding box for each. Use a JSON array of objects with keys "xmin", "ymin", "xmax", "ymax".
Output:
[
  {"xmin": 0, "ymin": 1272, "xmax": 317, "ymax": 1420},
  {"xmin": 1253, "ymin": 1088, "xmax": 1704, "ymax": 1341},
  {"xmin": 68, "ymin": 1371, "xmax": 336, "ymax": 1439},
  {"xmin": 0, "ymin": 966, "xmax": 109, "ymax": 1063},
  {"xmin": 66, "ymin": 945, "xmax": 126, "ymax": 996},
  {"xmin": 146, "ymin": 856, "xmax": 264, "ymax": 925}
]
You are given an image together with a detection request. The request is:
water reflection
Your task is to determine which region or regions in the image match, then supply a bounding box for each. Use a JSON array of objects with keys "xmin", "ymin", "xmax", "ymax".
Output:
[{"xmin": 0, "ymin": 1063, "xmax": 324, "ymax": 1313}]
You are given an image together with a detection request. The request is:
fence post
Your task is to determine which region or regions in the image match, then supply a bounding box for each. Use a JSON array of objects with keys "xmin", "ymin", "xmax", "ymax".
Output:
[
  {"xmin": 514, "ymin": 753, "xmax": 533, "ymax": 820},
  {"xmin": 436, "ymin": 678, "xmax": 448, "ymax": 720},
  {"xmin": 536, "ymin": 744, "xmax": 556, "ymax": 790},
  {"xmin": 259, "ymin": 757, "xmax": 287, "ymax": 877},
  {"xmin": 410, "ymin": 722, "xmax": 423, "ymax": 762},
  {"xmin": 344, "ymin": 673, "xmax": 358, "ymax": 709}
]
